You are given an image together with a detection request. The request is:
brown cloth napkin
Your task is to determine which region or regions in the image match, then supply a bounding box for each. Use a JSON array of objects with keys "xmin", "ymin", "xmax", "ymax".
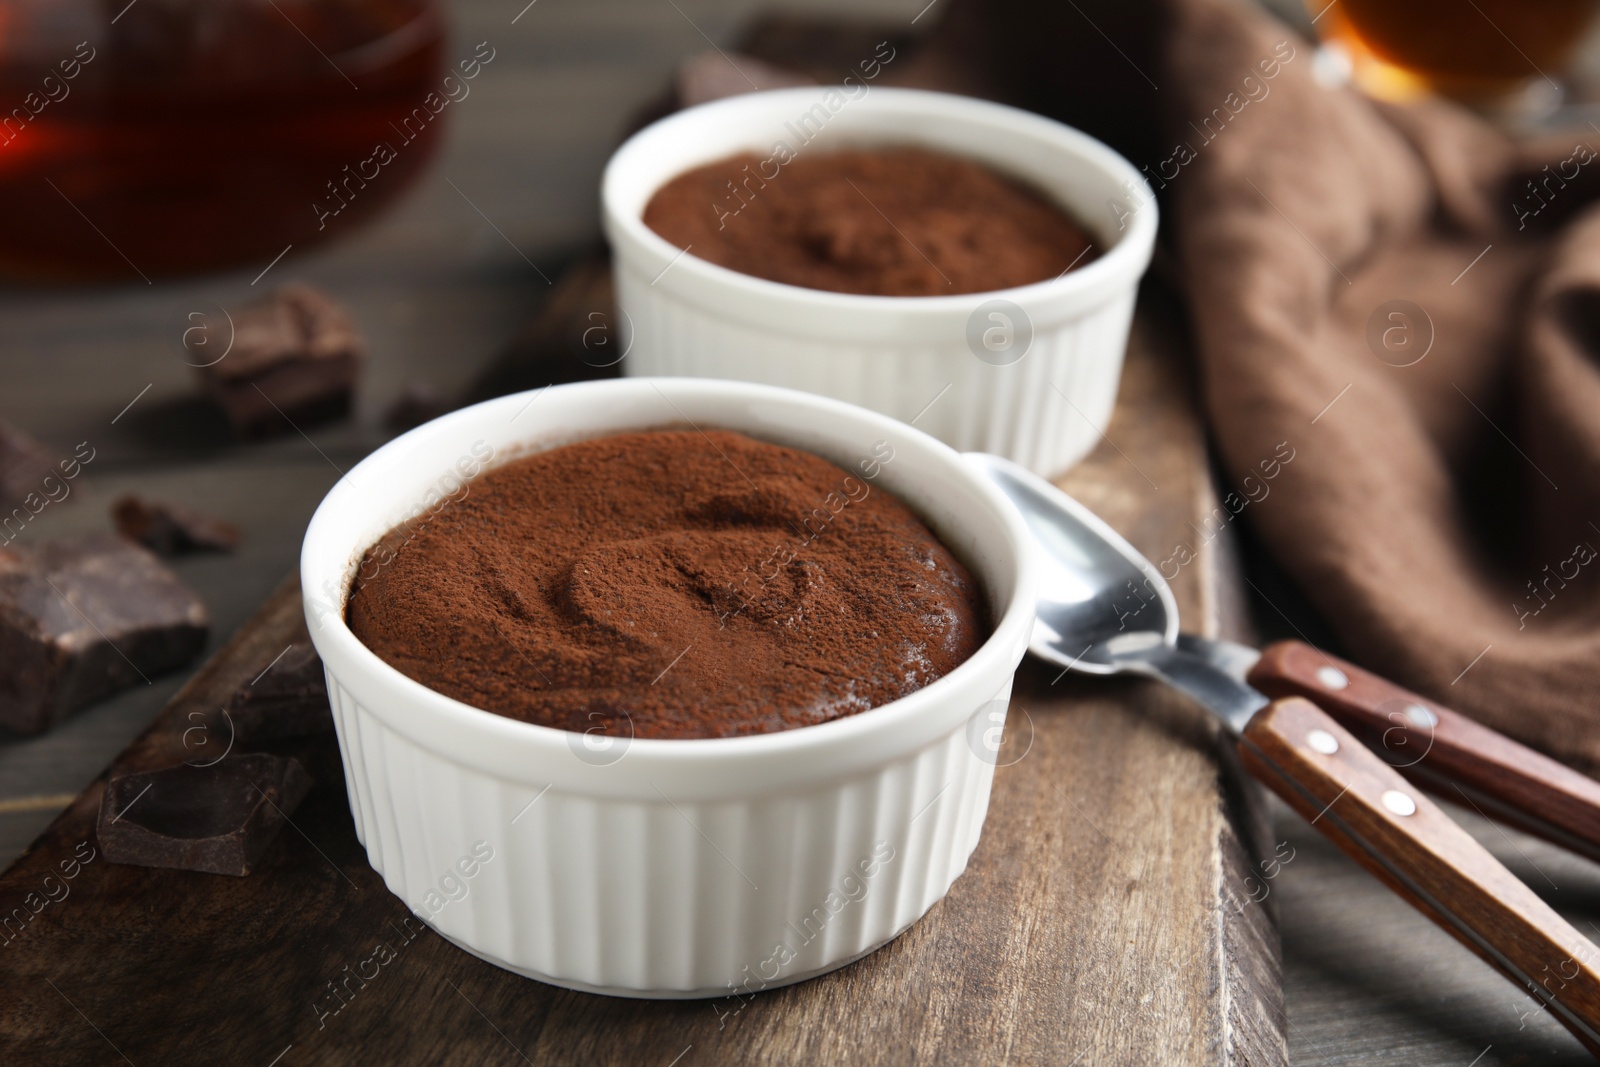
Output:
[{"xmin": 896, "ymin": 0, "xmax": 1600, "ymax": 769}]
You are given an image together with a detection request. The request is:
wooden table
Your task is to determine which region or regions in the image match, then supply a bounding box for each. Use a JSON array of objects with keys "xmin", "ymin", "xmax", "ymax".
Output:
[{"xmin": 1, "ymin": 2, "xmax": 1597, "ymax": 1064}]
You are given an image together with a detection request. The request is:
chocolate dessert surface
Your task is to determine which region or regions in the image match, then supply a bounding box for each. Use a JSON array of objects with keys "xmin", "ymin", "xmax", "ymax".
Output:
[
  {"xmin": 346, "ymin": 429, "xmax": 988, "ymax": 739},
  {"xmin": 642, "ymin": 147, "xmax": 1099, "ymax": 296}
]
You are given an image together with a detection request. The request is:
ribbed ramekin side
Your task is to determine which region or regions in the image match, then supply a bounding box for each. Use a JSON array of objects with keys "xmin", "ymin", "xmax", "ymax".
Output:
[
  {"xmin": 328, "ymin": 677, "xmax": 1001, "ymax": 995},
  {"xmin": 325, "ymin": 675, "xmax": 369, "ymax": 849},
  {"xmin": 618, "ymin": 268, "xmax": 1140, "ymax": 477}
]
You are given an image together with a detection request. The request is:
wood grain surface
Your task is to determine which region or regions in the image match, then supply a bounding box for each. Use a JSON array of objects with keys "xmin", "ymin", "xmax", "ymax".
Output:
[{"xmin": 0, "ymin": 269, "xmax": 1285, "ymax": 1065}]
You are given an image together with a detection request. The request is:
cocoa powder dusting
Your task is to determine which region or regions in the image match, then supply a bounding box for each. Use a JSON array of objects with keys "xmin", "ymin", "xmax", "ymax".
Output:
[
  {"xmin": 642, "ymin": 147, "xmax": 1099, "ymax": 297},
  {"xmin": 345, "ymin": 430, "xmax": 989, "ymax": 739}
]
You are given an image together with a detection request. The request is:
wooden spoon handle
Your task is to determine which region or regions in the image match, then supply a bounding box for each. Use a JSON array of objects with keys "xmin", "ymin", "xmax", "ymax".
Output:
[
  {"xmin": 1241, "ymin": 698, "xmax": 1600, "ymax": 1056},
  {"xmin": 1247, "ymin": 640, "xmax": 1600, "ymax": 864}
]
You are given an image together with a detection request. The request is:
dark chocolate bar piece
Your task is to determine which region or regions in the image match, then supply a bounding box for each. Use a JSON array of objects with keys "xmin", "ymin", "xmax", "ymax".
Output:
[
  {"xmin": 0, "ymin": 534, "xmax": 209, "ymax": 735},
  {"xmin": 195, "ymin": 284, "xmax": 365, "ymax": 439},
  {"xmin": 383, "ymin": 382, "xmax": 451, "ymax": 432},
  {"xmin": 220, "ymin": 641, "xmax": 333, "ymax": 742},
  {"xmin": 675, "ymin": 50, "xmax": 814, "ymax": 107},
  {"xmin": 0, "ymin": 421, "xmax": 61, "ymax": 515},
  {"xmin": 97, "ymin": 754, "xmax": 312, "ymax": 876},
  {"xmin": 464, "ymin": 258, "xmax": 623, "ymax": 403},
  {"xmin": 111, "ymin": 494, "xmax": 242, "ymax": 556}
]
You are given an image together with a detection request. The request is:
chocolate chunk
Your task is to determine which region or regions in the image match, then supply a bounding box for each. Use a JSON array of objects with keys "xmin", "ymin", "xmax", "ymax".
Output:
[
  {"xmin": 0, "ymin": 421, "xmax": 62, "ymax": 515},
  {"xmin": 675, "ymin": 50, "xmax": 814, "ymax": 107},
  {"xmin": 112, "ymin": 494, "xmax": 242, "ymax": 556},
  {"xmin": 97, "ymin": 754, "xmax": 312, "ymax": 876},
  {"xmin": 464, "ymin": 258, "xmax": 623, "ymax": 403},
  {"xmin": 220, "ymin": 641, "xmax": 333, "ymax": 742},
  {"xmin": 383, "ymin": 382, "xmax": 451, "ymax": 432},
  {"xmin": 0, "ymin": 534, "xmax": 209, "ymax": 735},
  {"xmin": 195, "ymin": 284, "xmax": 365, "ymax": 439}
]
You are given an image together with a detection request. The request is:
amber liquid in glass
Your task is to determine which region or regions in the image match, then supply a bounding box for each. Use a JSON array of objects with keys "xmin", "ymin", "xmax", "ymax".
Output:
[
  {"xmin": 0, "ymin": 0, "xmax": 446, "ymax": 281},
  {"xmin": 1316, "ymin": 0, "xmax": 1598, "ymax": 103}
]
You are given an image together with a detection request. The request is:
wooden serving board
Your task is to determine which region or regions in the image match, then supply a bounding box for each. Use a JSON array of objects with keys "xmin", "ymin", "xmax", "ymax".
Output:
[{"xmin": 0, "ymin": 276, "xmax": 1284, "ymax": 1065}]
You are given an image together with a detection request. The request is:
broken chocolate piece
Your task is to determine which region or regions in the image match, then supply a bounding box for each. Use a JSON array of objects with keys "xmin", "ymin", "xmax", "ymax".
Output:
[
  {"xmin": 675, "ymin": 50, "xmax": 814, "ymax": 107},
  {"xmin": 112, "ymin": 494, "xmax": 242, "ymax": 556},
  {"xmin": 195, "ymin": 284, "xmax": 365, "ymax": 439},
  {"xmin": 97, "ymin": 754, "xmax": 312, "ymax": 876},
  {"xmin": 0, "ymin": 421, "xmax": 62, "ymax": 516},
  {"xmin": 383, "ymin": 382, "xmax": 451, "ymax": 432},
  {"xmin": 0, "ymin": 534, "xmax": 209, "ymax": 735},
  {"xmin": 220, "ymin": 641, "xmax": 333, "ymax": 742},
  {"xmin": 464, "ymin": 258, "xmax": 624, "ymax": 403}
]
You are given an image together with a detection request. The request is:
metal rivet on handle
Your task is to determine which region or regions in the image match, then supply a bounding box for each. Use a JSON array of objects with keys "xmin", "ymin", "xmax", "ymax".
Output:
[
  {"xmin": 1381, "ymin": 790, "xmax": 1417, "ymax": 817},
  {"xmin": 1404, "ymin": 703, "xmax": 1438, "ymax": 728},
  {"xmin": 1306, "ymin": 729, "xmax": 1339, "ymax": 755},
  {"xmin": 1315, "ymin": 665, "xmax": 1349, "ymax": 690}
]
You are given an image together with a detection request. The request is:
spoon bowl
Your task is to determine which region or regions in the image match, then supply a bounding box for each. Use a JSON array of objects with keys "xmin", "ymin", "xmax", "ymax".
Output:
[
  {"xmin": 966, "ymin": 452, "xmax": 1267, "ymax": 732},
  {"xmin": 962, "ymin": 452, "xmax": 1176, "ymax": 674}
]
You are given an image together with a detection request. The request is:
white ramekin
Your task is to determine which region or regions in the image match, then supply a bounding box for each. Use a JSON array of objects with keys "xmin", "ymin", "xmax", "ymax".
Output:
[
  {"xmin": 300, "ymin": 378, "xmax": 1036, "ymax": 998},
  {"xmin": 602, "ymin": 87, "xmax": 1157, "ymax": 477}
]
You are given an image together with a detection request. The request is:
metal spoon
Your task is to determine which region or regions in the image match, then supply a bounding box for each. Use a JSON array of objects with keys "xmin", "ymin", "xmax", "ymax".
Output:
[
  {"xmin": 970, "ymin": 451, "xmax": 1600, "ymax": 861},
  {"xmin": 963, "ymin": 451, "xmax": 1265, "ymax": 733},
  {"xmin": 966, "ymin": 451, "xmax": 1600, "ymax": 1055}
]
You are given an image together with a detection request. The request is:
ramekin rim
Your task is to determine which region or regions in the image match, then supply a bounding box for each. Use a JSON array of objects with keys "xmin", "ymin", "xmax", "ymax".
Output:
[
  {"xmin": 300, "ymin": 377, "xmax": 1038, "ymax": 763},
  {"xmin": 600, "ymin": 86, "xmax": 1158, "ymax": 313}
]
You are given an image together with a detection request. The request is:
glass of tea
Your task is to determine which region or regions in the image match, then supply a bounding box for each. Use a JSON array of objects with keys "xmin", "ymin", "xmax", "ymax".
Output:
[
  {"xmin": 1310, "ymin": 0, "xmax": 1600, "ymax": 111},
  {"xmin": 0, "ymin": 0, "xmax": 448, "ymax": 282}
]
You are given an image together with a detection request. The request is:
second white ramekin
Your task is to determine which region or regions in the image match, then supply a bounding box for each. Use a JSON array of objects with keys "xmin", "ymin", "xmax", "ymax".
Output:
[
  {"xmin": 300, "ymin": 378, "xmax": 1036, "ymax": 997},
  {"xmin": 602, "ymin": 87, "xmax": 1158, "ymax": 477}
]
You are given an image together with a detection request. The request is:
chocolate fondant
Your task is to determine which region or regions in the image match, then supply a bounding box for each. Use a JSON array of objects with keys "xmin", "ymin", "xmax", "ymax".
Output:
[
  {"xmin": 345, "ymin": 429, "xmax": 988, "ymax": 739},
  {"xmin": 643, "ymin": 147, "xmax": 1099, "ymax": 296}
]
